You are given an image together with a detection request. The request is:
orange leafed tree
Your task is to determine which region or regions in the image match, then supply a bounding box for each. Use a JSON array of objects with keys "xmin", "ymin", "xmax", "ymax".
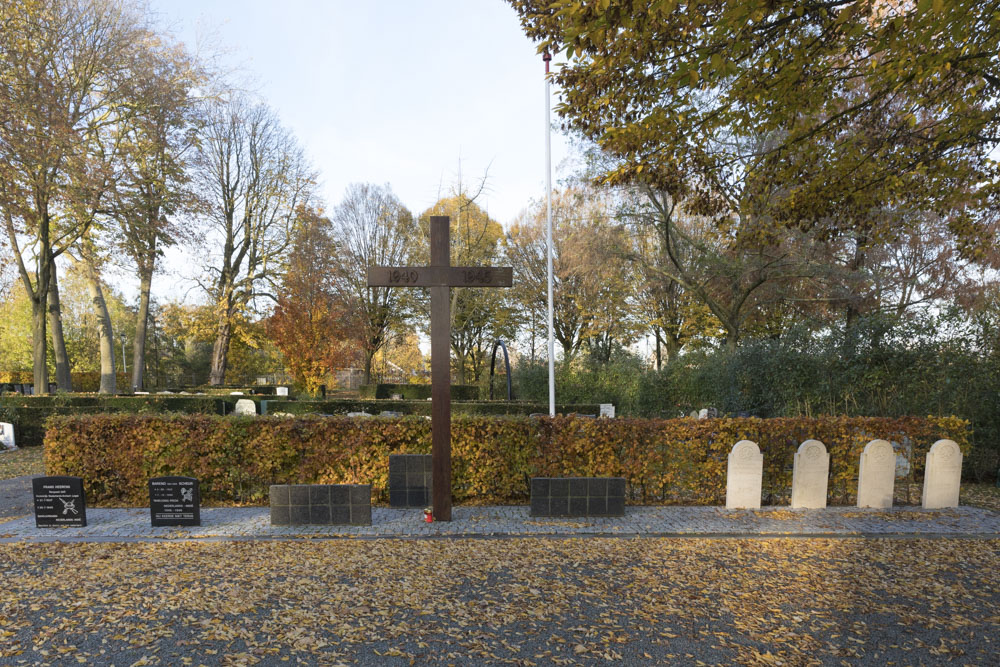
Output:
[{"xmin": 268, "ymin": 207, "xmax": 356, "ymax": 393}]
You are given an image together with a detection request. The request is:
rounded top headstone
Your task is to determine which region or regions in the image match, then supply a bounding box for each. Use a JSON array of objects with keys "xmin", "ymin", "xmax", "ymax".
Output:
[
  {"xmin": 863, "ymin": 439, "xmax": 894, "ymax": 464},
  {"xmin": 731, "ymin": 439, "xmax": 761, "ymax": 460},
  {"xmin": 798, "ymin": 439, "xmax": 827, "ymax": 460}
]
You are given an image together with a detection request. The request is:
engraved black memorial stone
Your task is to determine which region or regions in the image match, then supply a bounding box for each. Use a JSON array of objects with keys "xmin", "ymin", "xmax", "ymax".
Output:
[
  {"xmin": 33, "ymin": 476, "xmax": 87, "ymax": 527},
  {"xmin": 149, "ymin": 476, "xmax": 201, "ymax": 527}
]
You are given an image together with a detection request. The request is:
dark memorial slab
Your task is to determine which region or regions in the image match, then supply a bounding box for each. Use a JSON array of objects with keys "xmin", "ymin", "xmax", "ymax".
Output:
[
  {"xmin": 388, "ymin": 454, "xmax": 432, "ymax": 508},
  {"xmin": 368, "ymin": 216, "xmax": 512, "ymax": 521},
  {"xmin": 149, "ymin": 476, "xmax": 201, "ymax": 527},
  {"xmin": 33, "ymin": 476, "xmax": 87, "ymax": 527},
  {"xmin": 530, "ymin": 477, "xmax": 626, "ymax": 517},
  {"xmin": 269, "ymin": 484, "xmax": 372, "ymax": 526}
]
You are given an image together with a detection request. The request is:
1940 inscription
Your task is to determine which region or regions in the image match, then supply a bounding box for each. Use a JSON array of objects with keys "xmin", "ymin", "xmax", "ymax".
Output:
[{"xmin": 388, "ymin": 269, "xmax": 419, "ymax": 284}]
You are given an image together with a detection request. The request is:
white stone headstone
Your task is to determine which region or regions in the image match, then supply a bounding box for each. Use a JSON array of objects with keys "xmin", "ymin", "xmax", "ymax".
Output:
[
  {"xmin": 230, "ymin": 391, "xmax": 244, "ymax": 396},
  {"xmin": 346, "ymin": 412, "xmax": 373, "ymax": 418},
  {"xmin": 0, "ymin": 422, "xmax": 16, "ymax": 451},
  {"xmin": 135, "ymin": 391, "xmax": 150, "ymax": 395},
  {"xmin": 857, "ymin": 439, "xmax": 896, "ymax": 508},
  {"xmin": 922, "ymin": 439, "xmax": 962, "ymax": 509},
  {"xmin": 599, "ymin": 404, "xmax": 615, "ymax": 418},
  {"xmin": 726, "ymin": 440, "xmax": 763, "ymax": 509},
  {"xmin": 698, "ymin": 408, "xmax": 709, "ymax": 420},
  {"xmin": 234, "ymin": 399, "xmax": 257, "ymax": 416},
  {"xmin": 791, "ymin": 439, "xmax": 829, "ymax": 509},
  {"xmin": 276, "ymin": 386, "xmax": 289, "ymax": 397}
]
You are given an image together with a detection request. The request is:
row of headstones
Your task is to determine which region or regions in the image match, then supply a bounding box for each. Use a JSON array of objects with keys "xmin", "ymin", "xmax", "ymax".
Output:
[{"xmin": 727, "ymin": 438, "xmax": 963, "ymax": 510}]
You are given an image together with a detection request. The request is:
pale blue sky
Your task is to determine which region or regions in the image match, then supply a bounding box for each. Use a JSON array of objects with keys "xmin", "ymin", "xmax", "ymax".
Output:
[{"xmin": 149, "ymin": 0, "xmax": 569, "ymax": 227}]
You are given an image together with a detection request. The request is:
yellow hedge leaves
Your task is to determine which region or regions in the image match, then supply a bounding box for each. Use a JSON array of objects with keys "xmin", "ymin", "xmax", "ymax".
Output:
[{"xmin": 43, "ymin": 414, "xmax": 969, "ymax": 506}]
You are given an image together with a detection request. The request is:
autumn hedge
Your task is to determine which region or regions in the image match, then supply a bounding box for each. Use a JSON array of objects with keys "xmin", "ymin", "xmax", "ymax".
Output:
[{"xmin": 42, "ymin": 414, "xmax": 969, "ymax": 506}]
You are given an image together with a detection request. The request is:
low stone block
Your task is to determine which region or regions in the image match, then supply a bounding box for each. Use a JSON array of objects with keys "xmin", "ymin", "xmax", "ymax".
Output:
[
  {"xmin": 269, "ymin": 484, "xmax": 371, "ymax": 526},
  {"xmin": 529, "ymin": 476, "xmax": 626, "ymax": 517}
]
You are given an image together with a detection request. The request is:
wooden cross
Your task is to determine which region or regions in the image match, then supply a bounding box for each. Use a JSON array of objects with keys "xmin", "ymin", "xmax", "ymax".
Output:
[{"xmin": 367, "ymin": 215, "xmax": 512, "ymax": 521}]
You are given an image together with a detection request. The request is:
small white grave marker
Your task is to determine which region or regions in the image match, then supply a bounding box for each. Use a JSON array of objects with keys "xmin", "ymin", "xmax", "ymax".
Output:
[
  {"xmin": 276, "ymin": 386, "xmax": 289, "ymax": 397},
  {"xmin": 0, "ymin": 422, "xmax": 16, "ymax": 451},
  {"xmin": 234, "ymin": 399, "xmax": 257, "ymax": 416},
  {"xmin": 791, "ymin": 439, "xmax": 829, "ymax": 509},
  {"xmin": 599, "ymin": 404, "xmax": 615, "ymax": 418},
  {"xmin": 726, "ymin": 440, "xmax": 763, "ymax": 509},
  {"xmin": 229, "ymin": 391, "xmax": 244, "ymax": 396},
  {"xmin": 857, "ymin": 439, "xmax": 895, "ymax": 508},
  {"xmin": 922, "ymin": 439, "xmax": 962, "ymax": 509}
]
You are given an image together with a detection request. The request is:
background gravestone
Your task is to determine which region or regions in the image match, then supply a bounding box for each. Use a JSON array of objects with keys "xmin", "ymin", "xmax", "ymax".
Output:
[
  {"xmin": 599, "ymin": 404, "xmax": 615, "ymax": 418},
  {"xmin": 725, "ymin": 440, "xmax": 763, "ymax": 509},
  {"xmin": 33, "ymin": 476, "xmax": 87, "ymax": 527},
  {"xmin": 922, "ymin": 439, "xmax": 962, "ymax": 509},
  {"xmin": 791, "ymin": 439, "xmax": 830, "ymax": 509},
  {"xmin": 276, "ymin": 386, "xmax": 289, "ymax": 396},
  {"xmin": 0, "ymin": 422, "xmax": 15, "ymax": 451},
  {"xmin": 857, "ymin": 439, "xmax": 896, "ymax": 508},
  {"xmin": 149, "ymin": 476, "xmax": 201, "ymax": 526},
  {"xmin": 234, "ymin": 399, "xmax": 257, "ymax": 416}
]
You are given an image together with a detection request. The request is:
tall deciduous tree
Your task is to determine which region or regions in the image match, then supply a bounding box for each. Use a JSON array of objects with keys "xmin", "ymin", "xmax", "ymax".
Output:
[
  {"xmin": 0, "ymin": 0, "xmax": 146, "ymax": 393},
  {"xmin": 112, "ymin": 31, "xmax": 202, "ymax": 391},
  {"xmin": 196, "ymin": 95, "xmax": 314, "ymax": 386},
  {"xmin": 268, "ymin": 207, "xmax": 353, "ymax": 394},
  {"xmin": 509, "ymin": 0, "xmax": 999, "ymax": 250},
  {"xmin": 330, "ymin": 183, "xmax": 416, "ymax": 386}
]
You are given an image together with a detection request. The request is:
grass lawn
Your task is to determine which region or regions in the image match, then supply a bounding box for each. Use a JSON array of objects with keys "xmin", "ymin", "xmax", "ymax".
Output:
[
  {"xmin": 1, "ymin": 538, "xmax": 997, "ymax": 665},
  {"xmin": 0, "ymin": 446, "xmax": 43, "ymax": 480}
]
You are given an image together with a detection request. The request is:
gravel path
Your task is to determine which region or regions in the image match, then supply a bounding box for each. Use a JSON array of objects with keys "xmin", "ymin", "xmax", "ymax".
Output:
[{"xmin": 2, "ymin": 493, "xmax": 998, "ymax": 540}]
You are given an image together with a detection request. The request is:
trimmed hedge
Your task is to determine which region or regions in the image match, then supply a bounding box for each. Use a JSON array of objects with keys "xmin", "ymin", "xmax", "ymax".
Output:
[
  {"xmin": 43, "ymin": 414, "xmax": 969, "ymax": 506},
  {"xmin": 358, "ymin": 383, "xmax": 480, "ymax": 400},
  {"xmin": 0, "ymin": 395, "xmax": 601, "ymax": 446}
]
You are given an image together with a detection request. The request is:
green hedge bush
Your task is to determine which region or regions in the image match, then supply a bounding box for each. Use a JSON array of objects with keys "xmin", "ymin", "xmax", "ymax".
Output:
[{"xmin": 44, "ymin": 413, "xmax": 968, "ymax": 506}]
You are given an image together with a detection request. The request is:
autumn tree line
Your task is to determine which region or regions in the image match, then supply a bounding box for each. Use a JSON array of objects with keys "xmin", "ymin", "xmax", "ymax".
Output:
[{"xmin": 3, "ymin": 0, "xmax": 1000, "ymax": 463}]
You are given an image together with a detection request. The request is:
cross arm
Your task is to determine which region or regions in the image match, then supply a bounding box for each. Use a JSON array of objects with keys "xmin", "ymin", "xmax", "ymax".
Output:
[{"xmin": 367, "ymin": 266, "xmax": 513, "ymax": 288}]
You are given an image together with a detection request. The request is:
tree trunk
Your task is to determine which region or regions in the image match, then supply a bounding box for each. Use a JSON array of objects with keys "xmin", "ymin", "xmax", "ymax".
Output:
[
  {"xmin": 132, "ymin": 266, "xmax": 153, "ymax": 391},
  {"xmin": 654, "ymin": 327, "xmax": 662, "ymax": 371},
  {"xmin": 48, "ymin": 268, "xmax": 73, "ymax": 392},
  {"xmin": 363, "ymin": 348, "xmax": 375, "ymax": 386},
  {"xmin": 79, "ymin": 254, "xmax": 117, "ymax": 394},
  {"xmin": 31, "ymin": 297, "xmax": 49, "ymax": 395},
  {"xmin": 665, "ymin": 334, "xmax": 682, "ymax": 363},
  {"xmin": 209, "ymin": 317, "xmax": 232, "ymax": 386}
]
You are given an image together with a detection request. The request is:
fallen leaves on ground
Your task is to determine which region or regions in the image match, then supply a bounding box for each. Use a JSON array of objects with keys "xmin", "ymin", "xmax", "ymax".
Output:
[
  {"xmin": 961, "ymin": 483, "xmax": 1000, "ymax": 513},
  {"xmin": 0, "ymin": 446, "xmax": 43, "ymax": 480},
  {"xmin": 0, "ymin": 538, "xmax": 997, "ymax": 665}
]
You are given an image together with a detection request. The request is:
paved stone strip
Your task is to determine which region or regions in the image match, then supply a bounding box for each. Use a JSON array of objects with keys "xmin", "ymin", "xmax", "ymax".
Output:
[{"xmin": 1, "ymin": 505, "xmax": 998, "ymax": 541}]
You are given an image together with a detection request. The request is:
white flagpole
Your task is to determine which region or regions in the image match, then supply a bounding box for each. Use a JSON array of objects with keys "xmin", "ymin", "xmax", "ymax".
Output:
[{"xmin": 544, "ymin": 52, "xmax": 555, "ymax": 417}]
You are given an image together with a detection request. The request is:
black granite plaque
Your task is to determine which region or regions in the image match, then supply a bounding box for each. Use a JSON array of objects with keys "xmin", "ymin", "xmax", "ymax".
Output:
[
  {"xmin": 149, "ymin": 476, "xmax": 201, "ymax": 526},
  {"xmin": 529, "ymin": 476, "xmax": 626, "ymax": 517},
  {"xmin": 33, "ymin": 476, "xmax": 87, "ymax": 527}
]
